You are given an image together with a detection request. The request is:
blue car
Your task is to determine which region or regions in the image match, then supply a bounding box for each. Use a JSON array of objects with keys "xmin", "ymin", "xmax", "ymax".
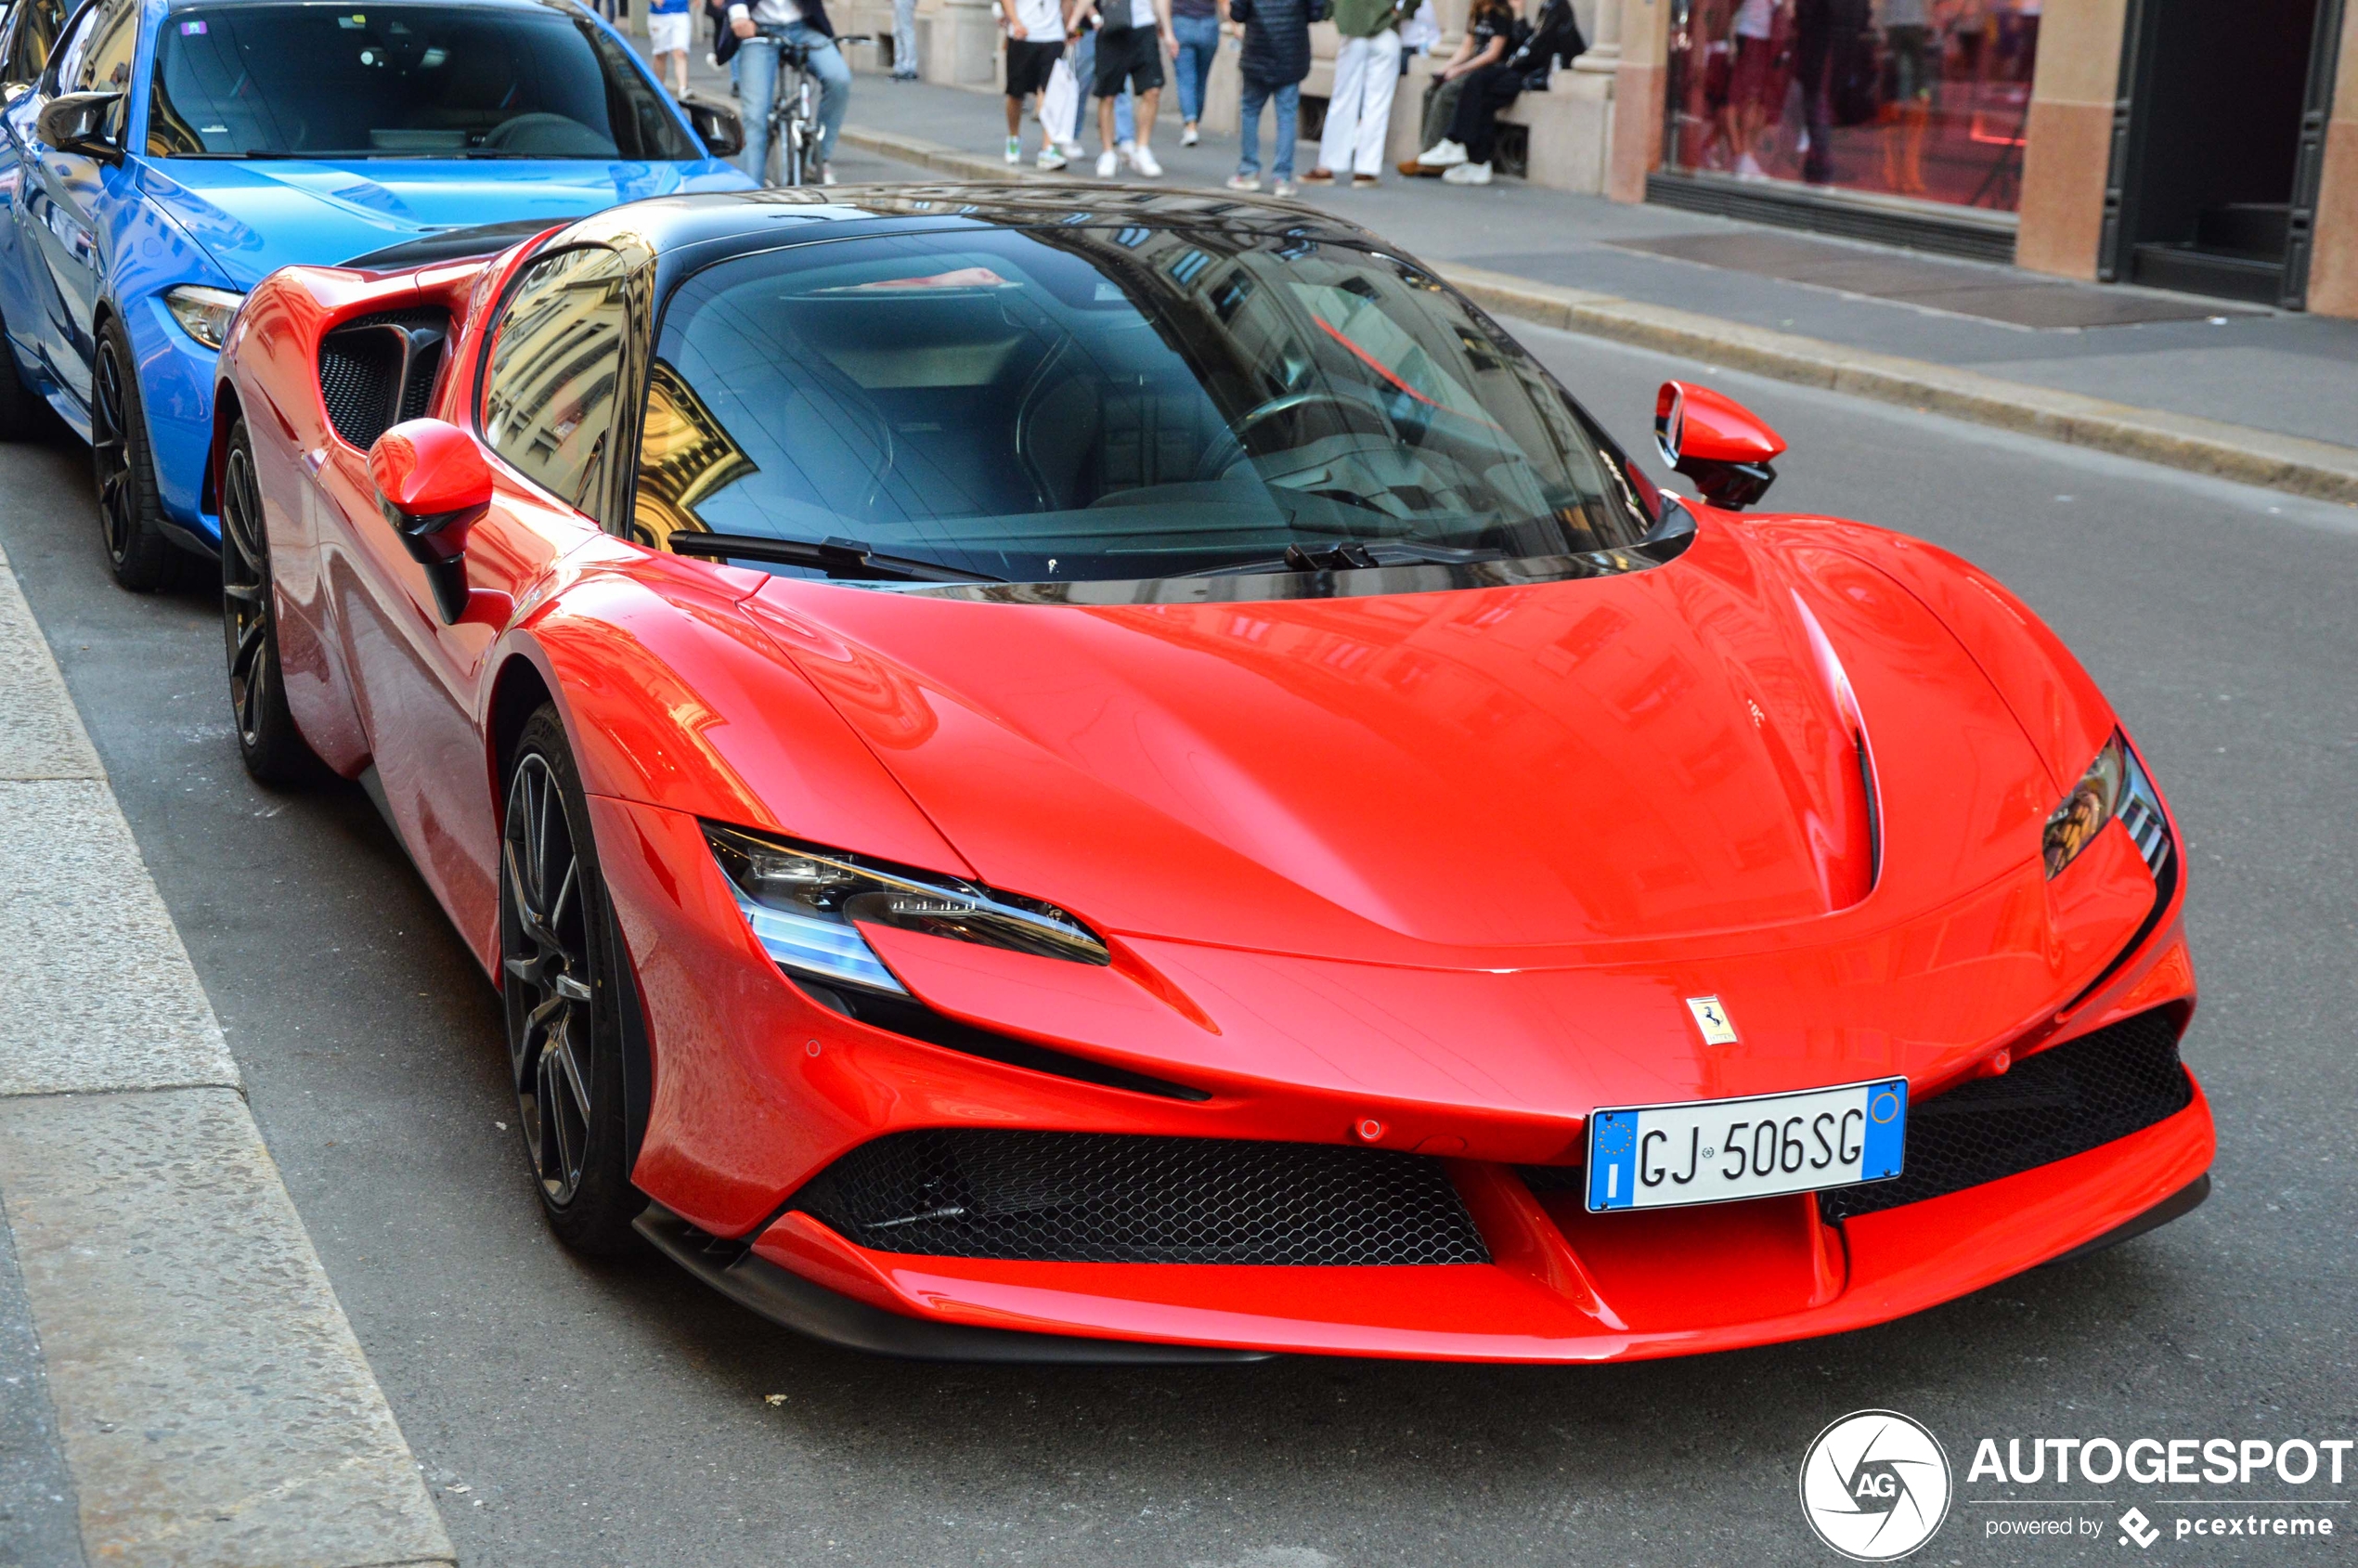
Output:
[{"xmin": 0, "ymin": 0, "xmax": 752, "ymax": 589}]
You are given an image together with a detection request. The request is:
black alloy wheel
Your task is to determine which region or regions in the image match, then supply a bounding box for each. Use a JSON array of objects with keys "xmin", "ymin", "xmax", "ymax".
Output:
[
  {"xmin": 219, "ymin": 419, "xmax": 324, "ymax": 785},
  {"xmin": 91, "ymin": 317, "xmax": 183, "ymax": 592},
  {"xmin": 500, "ymin": 705, "xmax": 642, "ymax": 1253}
]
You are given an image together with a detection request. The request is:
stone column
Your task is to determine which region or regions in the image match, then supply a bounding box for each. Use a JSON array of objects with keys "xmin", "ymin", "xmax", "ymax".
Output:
[
  {"xmin": 2014, "ymin": 0, "xmax": 2130, "ymax": 280},
  {"xmin": 1604, "ymin": 0, "xmax": 1665, "ymax": 201},
  {"xmin": 1574, "ymin": 0, "xmax": 1620, "ymax": 75}
]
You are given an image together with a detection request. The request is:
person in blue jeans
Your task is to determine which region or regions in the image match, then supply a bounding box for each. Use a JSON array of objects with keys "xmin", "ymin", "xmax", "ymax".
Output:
[
  {"xmin": 1228, "ymin": 0, "xmax": 1321, "ymax": 194},
  {"xmin": 728, "ymin": 0, "xmax": 852, "ymax": 184},
  {"xmin": 1169, "ymin": 0, "xmax": 1220, "ymax": 145}
]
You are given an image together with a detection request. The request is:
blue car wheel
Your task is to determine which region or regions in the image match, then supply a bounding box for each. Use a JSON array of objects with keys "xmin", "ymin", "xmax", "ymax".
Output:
[{"xmin": 93, "ymin": 316, "xmax": 188, "ymax": 593}]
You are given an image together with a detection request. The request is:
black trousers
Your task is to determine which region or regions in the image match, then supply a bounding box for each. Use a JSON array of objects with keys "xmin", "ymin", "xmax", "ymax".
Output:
[{"xmin": 1448, "ymin": 63, "xmax": 1522, "ymax": 162}]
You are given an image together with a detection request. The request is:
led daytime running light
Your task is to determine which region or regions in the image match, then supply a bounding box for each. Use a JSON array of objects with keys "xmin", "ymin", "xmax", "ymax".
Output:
[
  {"xmin": 705, "ymin": 824, "xmax": 1108, "ymax": 993},
  {"xmin": 163, "ymin": 285, "xmax": 244, "ymax": 351}
]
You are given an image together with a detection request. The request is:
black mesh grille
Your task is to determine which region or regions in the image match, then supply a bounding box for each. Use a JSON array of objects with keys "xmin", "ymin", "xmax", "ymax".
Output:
[
  {"xmin": 1514, "ymin": 1163, "xmax": 1587, "ymax": 1193},
  {"xmin": 1820, "ymin": 1009, "xmax": 2192, "ymax": 1223},
  {"xmin": 797, "ymin": 1130, "xmax": 1491, "ymax": 1264},
  {"xmin": 317, "ymin": 310, "xmax": 447, "ymax": 449}
]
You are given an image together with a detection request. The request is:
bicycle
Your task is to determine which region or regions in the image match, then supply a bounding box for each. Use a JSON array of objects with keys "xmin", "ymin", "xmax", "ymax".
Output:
[{"xmin": 757, "ymin": 32, "xmax": 874, "ymax": 188}]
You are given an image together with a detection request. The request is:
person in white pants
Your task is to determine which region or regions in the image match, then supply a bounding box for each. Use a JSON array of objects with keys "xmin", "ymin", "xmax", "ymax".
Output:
[
  {"xmin": 1304, "ymin": 0, "xmax": 1402, "ymax": 185},
  {"xmin": 891, "ymin": 0, "xmax": 920, "ymax": 77}
]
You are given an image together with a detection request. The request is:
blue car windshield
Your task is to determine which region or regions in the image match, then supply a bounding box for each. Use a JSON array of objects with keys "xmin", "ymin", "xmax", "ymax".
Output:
[
  {"xmin": 147, "ymin": 3, "xmax": 699, "ymax": 160},
  {"xmin": 631, "ymin": 227, "xmax": 1652, "ymax": 585}
]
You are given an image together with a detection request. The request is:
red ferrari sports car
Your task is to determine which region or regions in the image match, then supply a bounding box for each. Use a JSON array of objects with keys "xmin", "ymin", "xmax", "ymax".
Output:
[{"xmin": 210, "ymin": 189, "xmax": 2211, "ymax": 1363}]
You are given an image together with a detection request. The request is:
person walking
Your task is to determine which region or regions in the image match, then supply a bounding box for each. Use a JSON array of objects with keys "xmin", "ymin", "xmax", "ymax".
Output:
[
  {"xmin": 890, "ymin": 0, "xmax": 920, "ymax": 77},
  {"xmin": 1066, "ymin": 0, "xmax": 1140, "ymax": 165},
  {"xmin": 729, "ymin": 0, "xmax": 852, "ymax": 185},
  {"xmin": 1169, "ymin": 0, "xmax": 1221, "ymax": 146},
  {"xmin": 1226, "ymin": 0, "xmax": 1323, "ymax": 195},
  {"xmin": 649, "ymin": 0, "xmax": 693, "ymax": 96},
  {"xmin": 1002, "ymin": 0, "xmax": 1068, "ymax": 166},
  {"xmin": 1304, "ymin": 0, "xmax": 1402, "ymax": 187},
  {"xmin": 1088, "ymin": 0, "xmax": 1175, "ymax": 176}
]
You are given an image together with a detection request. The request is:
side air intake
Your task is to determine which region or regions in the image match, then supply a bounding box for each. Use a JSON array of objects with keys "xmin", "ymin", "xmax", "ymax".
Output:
[{"xmin": 317, "ymin": 310, "xmax": 448, "ymax": 450}]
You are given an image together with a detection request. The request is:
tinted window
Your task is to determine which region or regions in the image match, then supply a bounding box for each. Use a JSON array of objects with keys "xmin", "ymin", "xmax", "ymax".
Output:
[
  {"xmin": 634, "ymin": 227, "xmax": 1650, "ymax": 584},
  {"xmin": 4, "ymin": 0, "xmax": 70, "ymax": 84},
  {"xmin": 483, "ymin": 247, "xmax": 632, "ymax": 518},
  {"xmin": 146, "ymin": 2, "xmax": 698, "ymax": 159}
]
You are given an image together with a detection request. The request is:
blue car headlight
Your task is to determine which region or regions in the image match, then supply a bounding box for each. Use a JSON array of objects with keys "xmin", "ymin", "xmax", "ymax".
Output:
[
  {"xmin": 2042, "ymin": 732, "xmax": 2171, "ymax": 880},
  {"xmin": 163, "ymin": 285, "xmax": 244, "ymax": 351},
  {"xmin": 704, "ymin": 823, "xmax": 1108, "ymax": 994}
]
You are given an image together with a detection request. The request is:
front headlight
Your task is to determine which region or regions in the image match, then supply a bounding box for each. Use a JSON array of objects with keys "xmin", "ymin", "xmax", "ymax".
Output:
[
  {"xmin": 704, "ymin": 823, "xmax": 1108, "ymax": 994},
  {"xmin": 2042, "ymin": 732, "xmax": 2171, "ymax": 880},
  {"xmin": 163, "ymin": 285, "xmax": 244, "ymax": 350}
]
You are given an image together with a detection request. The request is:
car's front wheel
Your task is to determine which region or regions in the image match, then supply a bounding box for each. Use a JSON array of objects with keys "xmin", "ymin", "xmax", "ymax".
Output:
[
  {"xmin": 500, "ymin": 705, "xmax": 644, "ymax": 1255},
  {"xmin": 219, "ymin": 417, "xmax": 325, "ymax": 786},
  {"xmin": 92, "ymin": 317, "xmax": 184, "ymax": 592}
]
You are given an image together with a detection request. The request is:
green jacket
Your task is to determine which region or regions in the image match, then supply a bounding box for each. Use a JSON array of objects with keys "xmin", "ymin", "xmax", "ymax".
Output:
[{"xmin": 1329, "ymin": 0, "xmax": 1400, "ymax": 37}]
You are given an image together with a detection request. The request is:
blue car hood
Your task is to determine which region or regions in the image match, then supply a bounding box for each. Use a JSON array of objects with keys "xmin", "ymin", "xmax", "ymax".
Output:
[{"xmin": 136, "ymin": 158, "xmax": 749, "ymax": 288}]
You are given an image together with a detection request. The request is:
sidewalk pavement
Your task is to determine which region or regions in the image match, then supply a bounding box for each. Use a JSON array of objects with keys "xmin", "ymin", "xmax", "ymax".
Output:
[
  {"xmin": 0, "ymin": 546, "xmax": 450, "ymax": 1567},
  {"xmin": 660, "ymin": 45, "xmax": 2357, "ymax": 500}
]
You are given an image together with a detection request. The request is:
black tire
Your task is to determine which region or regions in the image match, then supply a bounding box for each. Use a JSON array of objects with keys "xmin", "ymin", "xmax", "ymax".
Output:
[
  {"xmin": 499, "ymin": 705, "xmax": 644, "ymax": 1255},
  {"xmin": 92, "ymin": 316, "xmax": 185, "ymax": 593},
  {"xmin": 219, "ymin": 417, "xmax": 327, "ymax": 787}
]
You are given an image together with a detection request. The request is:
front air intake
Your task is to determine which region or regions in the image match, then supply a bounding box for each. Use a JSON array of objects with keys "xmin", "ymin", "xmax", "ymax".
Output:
[
  {"xmin": 1819, "ymin": 1008, "xmax": 2193, "ymax": 1223},
  {"xmin": 795, "ymin": 1130, "xmax": 1491, "ymax": 1265},
  {"xmin": 317, "ymin": 309, "xmax": 448, "ymax": 450}
]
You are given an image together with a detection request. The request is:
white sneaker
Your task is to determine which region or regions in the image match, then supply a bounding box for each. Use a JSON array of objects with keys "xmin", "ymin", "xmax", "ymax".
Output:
[
  {"xmin": 1118, "ymin": 137, "xmax": 1137, "ymax": 165},
  {"xmin": 1736, "ymin": 152, "xmax": 1768, "ymax": 181},
  {"xmin": 1037, "ymin": 146, "xmax": 1068, "ymax": 170},
  {"xmin": 1095, "ymin": 149, "xmax": 1119, "ymax": 177},
  {"xmin": 1417, "ymin": 138, "xmax": 1468, "ymax": 169},
  {"xmin": 1130, "ymin": 142, "xmax": 1162, "ymax": 177},
  {"xmin": 1058, "ymin": 137, "xmax": 1083, "ymax": 159},
  {"xmin": 1004, "ymin": 136, "xmax": 1021, "ymax": 164},
  {"xmin": 1441, "ymin": 160, "xmax": 1491, "ymax": 185},
  {"xmin": 1181, "ymin": 123, "xmax": 1199, "ymax": 147},
  {"xmin": 821, "ymin": 164, "xmax": 838, "ymax": 187},
  {"xmin": 1224, "ymin": 172, "xmax": 1260, "ymax": 190},
  {"xmin": 1272, "ymin": 177, "xmax": 1297, "ymax": 197}
]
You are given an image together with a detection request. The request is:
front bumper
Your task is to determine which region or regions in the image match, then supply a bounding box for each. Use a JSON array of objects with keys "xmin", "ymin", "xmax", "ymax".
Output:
[{"xmin": 703, "ymin": 1078, "xmax": 2211, "ymax": 1363}]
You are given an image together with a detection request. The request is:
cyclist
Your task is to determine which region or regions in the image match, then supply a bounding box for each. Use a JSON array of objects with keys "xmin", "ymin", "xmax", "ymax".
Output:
[{"xmin": 729, "ymin": 0, "xmax": 851, "ymax": 185}]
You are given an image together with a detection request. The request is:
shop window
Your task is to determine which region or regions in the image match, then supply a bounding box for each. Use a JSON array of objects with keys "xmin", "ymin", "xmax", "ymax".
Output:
[{"xmin": 1660, "ymin": 0, "xmax": 2040, "ymax": 212}]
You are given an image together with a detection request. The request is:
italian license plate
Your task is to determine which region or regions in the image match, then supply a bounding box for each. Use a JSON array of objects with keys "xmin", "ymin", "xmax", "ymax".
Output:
[{"xmin": 1585, "ymin": 1078, "xmax": 1907, "ymax": 1212}]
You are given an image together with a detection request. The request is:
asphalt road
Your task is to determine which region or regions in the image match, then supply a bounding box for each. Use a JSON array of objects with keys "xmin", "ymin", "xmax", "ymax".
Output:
[{"xmin": 2, "ymin": 302, "xmax": 2352, "ymax": 1568}]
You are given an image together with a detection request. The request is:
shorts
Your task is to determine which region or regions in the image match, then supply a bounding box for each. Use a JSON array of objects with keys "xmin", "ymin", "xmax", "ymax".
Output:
[
  {"xmin": 1005, "ymin": 36, "xmax": 1064, "ymax": 97},
  {"xmin": 1093, "ymin": 24, "xmax": 1163, "ymax": 97},
  {"xmin": 648, "ymin": 11, "xmax": 692, "ymax": 52}
]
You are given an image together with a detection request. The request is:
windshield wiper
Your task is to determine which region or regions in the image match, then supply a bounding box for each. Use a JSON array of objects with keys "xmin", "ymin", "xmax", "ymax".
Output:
[
  {"xmin": 1185, "ymin": 539, "xmax": 1509, "ymax": 577},
  {"xmin": 666, "ymin": 532, "xmax": 1006, "ymax": 584}
]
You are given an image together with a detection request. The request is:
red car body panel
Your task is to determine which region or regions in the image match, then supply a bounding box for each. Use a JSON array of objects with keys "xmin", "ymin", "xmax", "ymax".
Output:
[{"xmin": 212, "ymin": 209, "xmax": 2210, "ymax": 1363}]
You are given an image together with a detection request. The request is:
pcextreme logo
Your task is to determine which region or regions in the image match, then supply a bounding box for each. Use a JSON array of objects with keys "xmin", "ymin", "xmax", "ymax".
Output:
[{"xmin": 1800, "ymin": 1409, "xmax": 1954, "ymax": 1561}]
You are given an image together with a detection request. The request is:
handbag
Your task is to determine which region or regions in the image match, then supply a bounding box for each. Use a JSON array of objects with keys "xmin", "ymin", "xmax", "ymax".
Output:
[{"xmin": 1041, "ymin": 52, "xmax": 1081, "ymax": 144}]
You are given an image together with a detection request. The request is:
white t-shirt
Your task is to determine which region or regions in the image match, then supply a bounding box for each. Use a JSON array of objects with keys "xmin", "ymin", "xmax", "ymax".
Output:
[
  {"xmin": 728, "ymin": 0, "xmax": 807, "ymax": 26},
  {"xmin": 1732, "ymin": 0, "xmax": 1773, "ymax": 40},
  {"xmin": 1008, "ymin": 0, "xmax": 1066, "ymax": 36},
  {"xmin": 1124, "ymin": 0, "xmax": 1158, "ymax": 28}
]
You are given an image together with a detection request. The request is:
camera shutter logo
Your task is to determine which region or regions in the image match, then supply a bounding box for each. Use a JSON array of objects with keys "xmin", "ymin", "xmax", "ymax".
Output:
[{"xmin": 1798, "ymin": 1409, "xmax": 1952, "ymax": 1561}]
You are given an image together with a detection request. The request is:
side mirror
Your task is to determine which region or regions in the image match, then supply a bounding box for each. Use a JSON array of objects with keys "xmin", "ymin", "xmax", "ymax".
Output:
[
  {"xmin": 36, "ymin": 90, "xmax": 124, "ymax": 163},
  {"xmin": 369, "ymin": 419, "xmax": 492, "ymax": 624},
  {"xmin": 1654, "ymin": 381, "xmax": 1786, "ymax": 511},
  {"xmin": 680, "ymin": 93, "xmax": 745, "ymax": 160}
]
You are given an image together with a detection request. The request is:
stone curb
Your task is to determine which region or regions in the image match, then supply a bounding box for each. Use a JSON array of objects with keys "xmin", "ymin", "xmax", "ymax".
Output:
[
  {"xmin": 836, "ymin": 123, "xmax": 2358, "ymax": 507},
  {"xmin": 0, "ymin": 541, "xmax": 455, "ymax": 1568}
]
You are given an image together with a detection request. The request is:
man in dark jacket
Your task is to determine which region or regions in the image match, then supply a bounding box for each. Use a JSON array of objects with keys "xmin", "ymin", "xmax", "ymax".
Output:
[{"xmin": 1226, "ymin": 0, "xmax": 1326, "ymax": 195}]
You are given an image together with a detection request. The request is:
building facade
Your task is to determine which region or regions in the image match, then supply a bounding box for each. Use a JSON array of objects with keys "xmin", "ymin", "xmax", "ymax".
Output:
[{"xmin": 1607, "ymin": 0, "xmax": 2358, "ymax": 315}]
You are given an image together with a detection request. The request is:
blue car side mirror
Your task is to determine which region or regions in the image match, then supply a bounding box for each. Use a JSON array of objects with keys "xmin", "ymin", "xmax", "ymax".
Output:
[{"xmin": 36, "ymin": 90, "xmax": 123, "ymax": 164}]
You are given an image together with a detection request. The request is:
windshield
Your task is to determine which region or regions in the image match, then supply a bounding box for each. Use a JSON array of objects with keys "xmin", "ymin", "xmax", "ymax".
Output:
[
  {"xmin": 147, "ymin": 2, "xmax": 700, "ymax": 160},
  {"xmin": 629, "ymin": 226, "xmax": 1657, "ymax": 586}
]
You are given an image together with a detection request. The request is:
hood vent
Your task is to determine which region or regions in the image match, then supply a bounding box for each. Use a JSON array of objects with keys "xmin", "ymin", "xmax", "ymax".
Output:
[{"xmin": 317, "ymin": 309, "xmax": 449, "ymax": 451}]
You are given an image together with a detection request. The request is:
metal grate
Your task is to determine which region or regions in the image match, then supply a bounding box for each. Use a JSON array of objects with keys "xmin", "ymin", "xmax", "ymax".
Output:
[
  {"xmin": 1820, "ymin": 1009, "xmax": 2192, "ymax": 1223},
  {"xmin": 797, "ymin": 1130, "xmax": 1491, "ymax": 1265},
  {"xmin": 317, "ymin": 309, "xmax": 447, "ymax": 449}
]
